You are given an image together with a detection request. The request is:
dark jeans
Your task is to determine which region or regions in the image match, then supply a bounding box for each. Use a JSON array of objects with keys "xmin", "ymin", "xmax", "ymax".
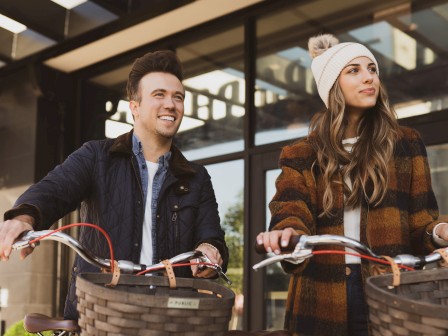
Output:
[{"xmin": 346, "ymin": 264, "xmax": 369, "ymax": 336}]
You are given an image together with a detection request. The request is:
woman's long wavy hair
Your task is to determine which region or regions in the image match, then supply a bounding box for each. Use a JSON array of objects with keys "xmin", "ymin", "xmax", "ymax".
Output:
[{"xmin": 309, "ymin": 80, "xmax": 401, "ymax": 217}]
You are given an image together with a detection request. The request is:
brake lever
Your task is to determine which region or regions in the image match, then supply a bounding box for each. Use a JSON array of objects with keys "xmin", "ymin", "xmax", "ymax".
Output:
[
  {"xmin": 11, "ymin": 231, "xmax": 40, "ymax": 250},
  {"xmin": 145, "ymin": 251, "xmax": 204, "ymax": 272},
  {"xmin": 252, "ymin": 254, "xmax": 290, "ymax": 270},
  {"xmin": 253, "ymin": 235, "xmax": 313, "ymax": 270},
  {"xmin": 212, "ymin": 264, "xmax": 233, "ymax": 285},
  {"xmin": 252, "ymin": 248, "xmax": 313, "ymax": 270},
  {"xmin": 198, "ymin": 254, "xmax": 232, "ymax": 285}
]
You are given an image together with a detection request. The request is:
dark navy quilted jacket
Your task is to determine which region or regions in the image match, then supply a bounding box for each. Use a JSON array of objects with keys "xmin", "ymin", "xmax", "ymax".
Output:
[{"xmin": 5, "ymin": 130, "xmax": 228, "ymax": 319}]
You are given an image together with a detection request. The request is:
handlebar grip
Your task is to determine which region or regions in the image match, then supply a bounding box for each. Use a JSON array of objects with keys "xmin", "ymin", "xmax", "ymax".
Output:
[{"xmin": 254, "ymin": 235, "xmax": 302, "ymax": 254}]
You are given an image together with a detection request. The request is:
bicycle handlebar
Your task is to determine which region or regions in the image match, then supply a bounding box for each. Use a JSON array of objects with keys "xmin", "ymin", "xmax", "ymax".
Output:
[
  {"xmin": 253, "ymin": 233, "xmax": 444, "ymax": 270},
  {"xmin": 12, "ymin": 230, "xmax": 232, "ymax": 285}
]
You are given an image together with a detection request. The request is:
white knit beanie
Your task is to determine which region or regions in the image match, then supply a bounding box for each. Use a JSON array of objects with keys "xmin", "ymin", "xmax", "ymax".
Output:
[{"xmin": 310, "ymin": 42, "xmax": 379, "ymax": 107}]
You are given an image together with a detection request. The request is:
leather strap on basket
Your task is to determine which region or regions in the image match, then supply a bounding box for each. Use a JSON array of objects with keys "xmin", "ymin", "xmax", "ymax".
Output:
[
  {"xmin": 105, "ymin": 260, "xmax": 120, "ymax": 288},
  {"xmin": 435, "ymin": 248, "xmax": 448, "ymax": 267},
  {"xmin": 382, "ymin": 255, "xmax": 401, "ymax": 287},
  {"xmin": 161, "ymin": 259, "xmax": 177, "ymax": 289}
]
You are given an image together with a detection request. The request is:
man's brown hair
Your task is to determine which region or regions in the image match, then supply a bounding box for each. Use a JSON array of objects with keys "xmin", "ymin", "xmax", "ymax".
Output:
[{"xmin": 126, "ymin": 50, "xmax": 183, "ymax": 102}]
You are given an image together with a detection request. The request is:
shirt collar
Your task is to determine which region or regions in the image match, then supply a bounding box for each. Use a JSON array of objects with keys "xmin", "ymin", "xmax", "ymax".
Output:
[{"xmin": 132, "ymin": 133, "xmax": 172, "ymax": 165}]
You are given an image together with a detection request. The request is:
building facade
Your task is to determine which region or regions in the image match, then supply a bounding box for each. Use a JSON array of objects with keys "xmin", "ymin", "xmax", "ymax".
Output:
[{"xmin": 1, "ymin": 0, "xmax": 448, "ymax": 332}]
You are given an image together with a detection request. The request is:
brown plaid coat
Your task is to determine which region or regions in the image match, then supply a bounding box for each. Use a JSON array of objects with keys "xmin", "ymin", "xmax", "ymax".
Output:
[{"xmin": 269, "ymin": 127, "xmax": 443, "ymax": 336}]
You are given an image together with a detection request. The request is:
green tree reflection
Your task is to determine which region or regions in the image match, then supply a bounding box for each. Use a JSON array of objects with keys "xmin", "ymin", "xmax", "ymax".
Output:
[{"xmin": 221, "ymin": 191, "xmax": 243, "ymax": 294}]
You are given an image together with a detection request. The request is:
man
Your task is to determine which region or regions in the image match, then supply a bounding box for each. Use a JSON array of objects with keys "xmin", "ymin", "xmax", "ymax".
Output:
[{"xmin": 0, "ymin": 50, "xmax": 228, "ymax": 319}]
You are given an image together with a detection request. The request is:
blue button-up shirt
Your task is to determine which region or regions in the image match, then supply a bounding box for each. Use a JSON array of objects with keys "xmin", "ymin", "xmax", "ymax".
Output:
[{"xmin": 132, "ymin": 133, "xmax": 171, "ymax": 262}]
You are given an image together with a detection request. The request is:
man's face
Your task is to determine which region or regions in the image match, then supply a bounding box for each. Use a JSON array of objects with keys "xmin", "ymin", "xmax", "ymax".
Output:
[{"xmin": 130, "ymin": 72, "xmax": 185, "ymax": 140}]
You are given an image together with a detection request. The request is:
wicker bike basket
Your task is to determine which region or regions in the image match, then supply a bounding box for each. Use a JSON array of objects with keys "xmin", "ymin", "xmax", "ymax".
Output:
[
  {"xmin": 76, "ymin": 273, "xmax": 235, "ymax": 336},
  {"xmin": 365, "ymin": 267, "xmax": 448, "ymax": 336}
]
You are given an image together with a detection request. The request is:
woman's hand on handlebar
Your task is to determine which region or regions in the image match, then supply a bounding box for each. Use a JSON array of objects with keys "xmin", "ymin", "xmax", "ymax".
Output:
[
  {"xmin": 435, "ymin": 223, "xmax": 448, "ymax": 241},
  {"xmin": 0, "ymin": 215, "xmax": 35, "ymax": 261},
  {"xmin": 256, "ymin": 228, "xmax": 299, "ymax": 255}
]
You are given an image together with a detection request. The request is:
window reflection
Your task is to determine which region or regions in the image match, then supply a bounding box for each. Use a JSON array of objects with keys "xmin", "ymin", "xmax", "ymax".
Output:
[
  {"xmin": 255, "ymin": 0, "xmax": 448, "ymax": 145},
  {"xmin": 176, "ymin": 26, "xmax": 245, "ymax": 160},
  {"xmin": 428, "ymin": 144, "xmax": 448, "ymax": 214},
  {"xmin": 206, "ymin": 160, "xmax": 244, "ymax": 330},
  {"xmin": 255, "ymin": 45, "xmax": 315, "ymax": 145},
  {"xmin": 179, "ymin": 69, "xmax": 245, "ymax": 160},
  {"xmin": 401, "ymin": 3, "xmax": 448, "ymax": 54},
  {"xmin": 346, "ymin": 21, "xmax": 435, "ymax": 72}
]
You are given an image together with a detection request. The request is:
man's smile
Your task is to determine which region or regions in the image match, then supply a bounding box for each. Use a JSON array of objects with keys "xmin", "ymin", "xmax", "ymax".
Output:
[{"xmin": 158, "ymin": 115, "xmax": 176, "ymax": 122}]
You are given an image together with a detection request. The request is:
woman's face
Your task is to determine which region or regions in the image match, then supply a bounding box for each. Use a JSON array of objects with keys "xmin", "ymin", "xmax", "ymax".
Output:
[{"xmin": 338, "ymin": 56, "xmax": 379, "ymax": 115}]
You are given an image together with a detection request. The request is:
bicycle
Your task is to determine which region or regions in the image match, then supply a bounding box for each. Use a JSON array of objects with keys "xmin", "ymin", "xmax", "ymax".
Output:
[
  {"xmin": 12, "ymin": 225, "xmax": 233, "ymax": 336},
  {"xmin": 252, "ymin": 234, "xmax": 448, "ymax": 336},
  {"xmin": 12, "ymin": 229, "xmax": 448, "ymax": 335}
]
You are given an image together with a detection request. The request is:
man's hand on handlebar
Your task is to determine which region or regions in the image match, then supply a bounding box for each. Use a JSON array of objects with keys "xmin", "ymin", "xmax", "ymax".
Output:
[
  {"xmin": 0, "ymin": 215, "xmax": 35, "ymax": 261},
  {"xmin": 256, "ymin": 228, "xmax": 299, "ymax": 255},
  {"xmin": 192, "ymin": 243, "xmax": 223, "ymax": 278}
]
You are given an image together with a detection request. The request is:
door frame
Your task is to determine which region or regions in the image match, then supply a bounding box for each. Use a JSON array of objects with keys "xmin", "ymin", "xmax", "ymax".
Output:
[{"xmin": 245, "ymin": 148, "xmax": 282, "ymax": 330}]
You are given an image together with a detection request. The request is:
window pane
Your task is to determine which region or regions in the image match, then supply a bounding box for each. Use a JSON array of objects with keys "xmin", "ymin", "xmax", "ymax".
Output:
[
  {"xmin": 255, "ymin": 0, "xmax": 448, "ymax": 145},
  {"xmin": 177, "ymin": 26, "xmax": 245, "ymax": 160},
  {"xmin": 206, "ymin": 160, "xmax": 244, "ymax": 330},
  {"xmin": 428, "ymin": 144, "xmax": 448, "ymax": 214},
  {"xmin": 255, "ymin": 4, "xmax": 322, "ymax": 145}
]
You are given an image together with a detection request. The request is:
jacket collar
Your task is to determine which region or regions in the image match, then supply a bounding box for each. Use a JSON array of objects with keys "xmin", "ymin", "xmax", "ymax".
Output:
[{"xmin": 109, "ymin": 130, "xmax": 196, "ymax": 177}]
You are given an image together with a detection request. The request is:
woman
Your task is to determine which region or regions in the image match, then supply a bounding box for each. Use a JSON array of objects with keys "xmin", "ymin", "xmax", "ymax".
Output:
[{"xmin": 257, "ymin": 34, "xmax": 448, "ymax": 336}]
